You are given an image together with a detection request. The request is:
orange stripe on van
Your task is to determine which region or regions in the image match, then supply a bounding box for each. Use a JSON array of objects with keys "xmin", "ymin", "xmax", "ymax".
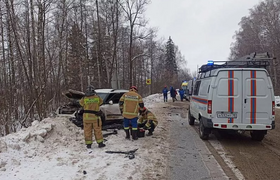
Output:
[
  {"xmin": 192, "ymin": 97, "xmax": 208, "ymax": 105},
  {"xmin": 228, "ymin": 71, "xmax": 234, "ymax": 123}
]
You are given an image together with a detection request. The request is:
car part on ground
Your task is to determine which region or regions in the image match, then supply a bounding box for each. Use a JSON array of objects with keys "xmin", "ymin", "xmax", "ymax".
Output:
[
  {"xmin": 103, "ymin": 129, "xmax": 118, "ymax": 137},
  {"xmin": 105, "ymin": 149, "xmax": 138, "ymax": 159}
]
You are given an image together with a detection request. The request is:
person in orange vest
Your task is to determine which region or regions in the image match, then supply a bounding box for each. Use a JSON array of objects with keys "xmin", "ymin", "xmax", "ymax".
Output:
[
  {"xmin": 119, "ymin": 86, "xmax": 144, "ymax": 140},
  {"xmin": 79, "ymin": 86, "xmax": 105, "ymax": 150},
  {"xmin": 138, "ymin": 107, "xmax": 158, "ymax": 136}
]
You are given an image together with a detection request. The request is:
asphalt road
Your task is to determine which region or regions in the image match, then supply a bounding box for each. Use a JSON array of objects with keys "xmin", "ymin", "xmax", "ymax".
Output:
[{"xmin": 166, "ymin": 102, "xmax": 228, "ymax": 180}]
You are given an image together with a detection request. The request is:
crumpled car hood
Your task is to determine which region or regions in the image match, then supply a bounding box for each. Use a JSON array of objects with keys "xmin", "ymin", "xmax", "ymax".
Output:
[{"xmin": 63, "ymin": 89, "xmax": 85, "ymax": 100}]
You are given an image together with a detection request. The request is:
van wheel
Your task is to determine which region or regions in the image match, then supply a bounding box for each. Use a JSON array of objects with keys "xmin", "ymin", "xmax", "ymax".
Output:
[
  {"xmin": 250, "ymin": 130, "xmax": 266, "ymax": 141},
  {"xmin": 199, "ymin": 120, "xmax": 210, "ymax": 140},
  {"xmin": 188, "ymin": 110, "xmax": 195, "ymax": 125}
]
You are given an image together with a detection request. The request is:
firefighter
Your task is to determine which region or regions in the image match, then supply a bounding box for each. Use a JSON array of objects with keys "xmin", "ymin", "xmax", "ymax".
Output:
[
  {"xmin": 79, "ymin": 85, "xmax": 106, "ymax": 149},
  {"xmin": 119, "ymin": 86, "xmax": 144, "ymax": 140},
  {"xmin": 138, "ymin": 107, "xmax": 158, "ymax": 136}
]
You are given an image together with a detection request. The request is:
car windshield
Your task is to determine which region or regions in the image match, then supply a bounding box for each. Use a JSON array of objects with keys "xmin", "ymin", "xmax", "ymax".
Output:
[{"xmin": 96, "ymin": 93, "xmax": 108, "ymax": 101}]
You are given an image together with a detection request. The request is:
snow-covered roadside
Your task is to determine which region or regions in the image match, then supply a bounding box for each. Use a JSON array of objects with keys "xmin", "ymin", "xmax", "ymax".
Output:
[
  {"xmin": 275, "ymin": 96, "xmax": 280, "ymax": 109},
  {"xmin": 0, "ymin": 94, "xmax": 170, "ymax": 180}
]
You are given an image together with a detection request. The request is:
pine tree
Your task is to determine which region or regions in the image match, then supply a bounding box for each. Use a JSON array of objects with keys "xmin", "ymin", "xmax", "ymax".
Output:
[
  {"xmin": 165, "ymin": 36, "xmax": 178, "ymax": 85},
  {"xmin": 67, "ymin": 24, "xmax": 87, "ymax": 90}
]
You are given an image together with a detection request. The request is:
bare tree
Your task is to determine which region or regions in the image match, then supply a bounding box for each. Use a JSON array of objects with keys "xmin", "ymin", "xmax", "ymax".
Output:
[
  {"xmin": 119, "ymin": 0, "xmax": 150, "ymax": 86},
  {"xmin": 230, "ymin": 0, "xmax": 280, "ymax": 94}
]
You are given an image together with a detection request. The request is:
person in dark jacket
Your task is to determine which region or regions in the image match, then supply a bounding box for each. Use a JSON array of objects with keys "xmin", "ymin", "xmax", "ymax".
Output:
[
  {"xmin": 170, "ymin": 86, "xmax": 176, "ymax": 102},
  {"xmin": 179, "ymin": 88, "xmax": 185, "ymax": 101},
  {"xmin": 162, "ymin": 86, "xmax": 168, "ymax": 102}
]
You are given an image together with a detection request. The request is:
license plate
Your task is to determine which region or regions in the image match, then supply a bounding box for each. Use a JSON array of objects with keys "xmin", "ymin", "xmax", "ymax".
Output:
[{"xmin": 217, "ymin": 112, "xmax": 237, "ymax": 118}]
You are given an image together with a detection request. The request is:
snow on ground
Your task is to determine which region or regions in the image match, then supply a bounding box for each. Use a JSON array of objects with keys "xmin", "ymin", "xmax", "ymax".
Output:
[
  {"xmin": 0, "ymin": 93, "xmax": 169, "ymax": 180},
  {"xmin": 275, "ymin": 96, "xmax": 280, "ymax": 109}
]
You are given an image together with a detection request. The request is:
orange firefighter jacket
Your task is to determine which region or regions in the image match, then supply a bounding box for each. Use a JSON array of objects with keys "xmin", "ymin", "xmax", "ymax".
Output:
[
  {"xmin": 119, "ymin": 90, "xmax": 144, "ymax": 119},
  {"xmin": 138, "ymin": 111, "xmax": 158, "ymax": 128},
  {"xmin": 79, "ymin": 95, "xmax": 103, "ymax": 122}
]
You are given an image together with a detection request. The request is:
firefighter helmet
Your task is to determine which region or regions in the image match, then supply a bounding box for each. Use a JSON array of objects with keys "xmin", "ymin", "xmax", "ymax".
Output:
[
  {"xmin": 85, "ymin": 85, "xmax": 96, "ymax": 96},
  {"xmin": 130, "ymin": 86, "xmax": 138, "ymax": 92},
  {"xmin": 139, "ymin": 107, "xmax": 147, "ymax": 115}
]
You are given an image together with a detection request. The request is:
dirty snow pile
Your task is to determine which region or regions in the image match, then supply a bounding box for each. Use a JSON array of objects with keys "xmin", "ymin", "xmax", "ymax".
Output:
[
  {"xmin": 0, "ymin": 93, "xmax": 168, "ymax": 180},
  {"xmin": 275, "ymin": 96, "xmax": 280, "ymax": 109}
]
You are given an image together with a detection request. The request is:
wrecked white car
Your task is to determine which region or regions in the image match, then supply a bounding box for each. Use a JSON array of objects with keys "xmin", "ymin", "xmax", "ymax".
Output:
[{"xmin": 56, "ymin": 89, "xmax": 128, "ymax": 127}]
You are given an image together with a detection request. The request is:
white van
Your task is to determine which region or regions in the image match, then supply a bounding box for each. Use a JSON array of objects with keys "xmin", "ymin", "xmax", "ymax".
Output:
[{"xmin": 188, "ymin": 60, "xmax": 275, "ymax": 141}]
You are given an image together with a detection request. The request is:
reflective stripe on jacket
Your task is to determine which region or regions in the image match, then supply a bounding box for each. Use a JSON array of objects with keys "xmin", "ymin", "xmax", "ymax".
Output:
[
  {"xmin": 119, "ymin": 91, "xmax": 144, "ymax": 119},
  {"xmin": 138, "ymin": 111, "xmax": 158, "ymax": 127},
  {"xmin": 79, "ymin": 95, "xmax": 103, "ymax": 121}
]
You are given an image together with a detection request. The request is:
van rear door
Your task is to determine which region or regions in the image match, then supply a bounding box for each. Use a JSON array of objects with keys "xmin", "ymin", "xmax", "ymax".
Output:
[
  {"xmin": 212, "ymin": 70, "xmax": 243, "ymax": 124},
  {"xmin": 243, "ymin": 70, "xmax": 273, "ymax": 124}
]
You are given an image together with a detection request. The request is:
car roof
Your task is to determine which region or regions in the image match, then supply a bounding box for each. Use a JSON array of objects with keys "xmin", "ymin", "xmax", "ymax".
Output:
[{"xmin": 95, "ymin": 89, "xmax": 128, "ymax": 93}]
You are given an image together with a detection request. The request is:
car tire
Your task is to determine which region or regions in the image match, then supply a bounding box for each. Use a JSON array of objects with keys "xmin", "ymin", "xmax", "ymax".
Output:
[
  {"xmin": 188, "ymin": 110, "xmax": 195, "ymax": 125},
  {"xmin": 250, "ymin": 130, "xmax": 266, "ymax": 141},
  {"xmin": 199, "ymin": 119, "xmax": 210, "ymax": 140}
]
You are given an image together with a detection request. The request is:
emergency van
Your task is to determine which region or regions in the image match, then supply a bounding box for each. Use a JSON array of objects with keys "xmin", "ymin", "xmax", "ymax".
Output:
[{"xmin": 188, "ymin": 60, "xmax": 275, "ymax": 141}]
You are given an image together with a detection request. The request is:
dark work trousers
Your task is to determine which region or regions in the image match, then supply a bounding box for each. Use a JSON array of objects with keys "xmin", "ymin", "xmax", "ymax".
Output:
[{"xmin": 163, "ymin": 94, "xmax": 168, "ymax": 102}]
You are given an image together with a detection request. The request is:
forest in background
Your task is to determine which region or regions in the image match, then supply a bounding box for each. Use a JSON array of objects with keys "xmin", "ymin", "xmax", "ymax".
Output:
[
  {"xmin": 0, "ymin": 0, "xmax": 191, "ymax": 135},
  {"xmin": 230, "ymin": 0, "xmax": 280, "ymax": 95}
]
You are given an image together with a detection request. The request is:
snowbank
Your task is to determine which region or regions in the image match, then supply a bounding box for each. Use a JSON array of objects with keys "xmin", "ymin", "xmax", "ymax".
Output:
[{"xmin": 275, "ymin": 96, "xmax": 280, "ymax": 109}]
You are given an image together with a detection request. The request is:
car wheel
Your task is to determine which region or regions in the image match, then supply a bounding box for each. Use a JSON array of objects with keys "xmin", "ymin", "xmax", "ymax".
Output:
[
  {"xmin": 199, "ymin": 120, "xmax": 210, "ymax": 140},
  {"xmin": 188, "ymin": 110, "xmax": 195, "ymax": 125},
  {"xmin": 250, "ymin": 130, "xmax": 266, "ymax": 141}
]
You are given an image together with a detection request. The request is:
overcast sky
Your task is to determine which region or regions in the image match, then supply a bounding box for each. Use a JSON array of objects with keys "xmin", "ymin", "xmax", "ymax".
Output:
[{"xmin": 145, "ymin": 0, "xmax": 261, "ymax": 74}]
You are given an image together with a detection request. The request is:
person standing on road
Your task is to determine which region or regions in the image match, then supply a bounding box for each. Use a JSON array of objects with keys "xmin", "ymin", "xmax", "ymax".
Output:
[
  {"xmin": 170, "ymin": 86, "xmax": 176, "ymax": 102},
  {"xmin": 162, "ymin": 86, "xmax": 168, "ymax": 102},
  {"xmin": 119, "ymin": 86, "xmax": 144, "ymax": 140},
  {"xmin": 138, "ymin": 107, "xmax": 158, "ymax": 136},
  {"xmin": 179, "ymin": 88, "xmax": 185, "ymax": 101},
  {"xmin": 79, "ymin": 86, "xmax": 106, "ymax": 150}
]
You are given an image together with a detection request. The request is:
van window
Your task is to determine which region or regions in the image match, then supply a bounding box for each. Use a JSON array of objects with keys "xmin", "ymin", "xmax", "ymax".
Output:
[
  {"xmin": 198, "ymin": 73, "xmax": 202, "ymax": 79},
  {"xmin": 193, "ymin": 81, "xmax": 201, "ymax": 96},
  {"xmin": 201, "ymin": 73, "xmax": 205, "ymax": 78},
  {"xmin": 199, "ymin": 80, "xmax": 210, "ymax": 96},
  {"xmin": 205, "ymin": 71, "xmax": 211, "ymax": 78}
]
